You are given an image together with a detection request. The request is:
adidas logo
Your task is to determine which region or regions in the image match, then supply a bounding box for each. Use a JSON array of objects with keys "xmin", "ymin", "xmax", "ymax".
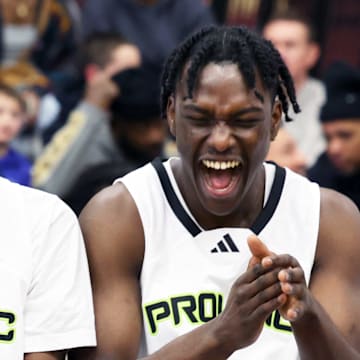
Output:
[{"xmin": 211, "ymin": 234, "xmax": 239, "ymax": 253}]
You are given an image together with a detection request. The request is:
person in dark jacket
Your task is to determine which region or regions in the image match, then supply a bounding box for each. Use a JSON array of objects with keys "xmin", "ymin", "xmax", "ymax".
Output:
[{"xmin": 308, "ymin": 61, "xmax": 360, "ymax": 210}]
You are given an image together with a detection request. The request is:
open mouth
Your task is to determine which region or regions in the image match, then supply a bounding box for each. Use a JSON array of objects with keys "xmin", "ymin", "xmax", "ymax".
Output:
[{"xmin": 201, "ymin": 159, "xmax": 242, "ymax": 197}]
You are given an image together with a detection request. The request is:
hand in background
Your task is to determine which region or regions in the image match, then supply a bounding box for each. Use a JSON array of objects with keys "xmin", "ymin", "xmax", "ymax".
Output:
[{"xmin": 85, "ymin": 72, "xmax": 120, "ymax": 111}]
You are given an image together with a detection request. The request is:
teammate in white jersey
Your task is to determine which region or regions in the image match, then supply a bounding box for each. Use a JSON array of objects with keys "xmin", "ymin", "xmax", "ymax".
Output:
[
  {"xmin": 0, "ymin": 177, "xmax": 96, "ymax": 359},
  {"xmin": 75, "ymin": 25, "xmax": 360, "ymax": 359}
]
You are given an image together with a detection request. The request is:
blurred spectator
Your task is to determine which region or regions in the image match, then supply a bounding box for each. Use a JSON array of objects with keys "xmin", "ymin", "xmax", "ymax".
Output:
[
  {"xmin": 308, "ymin": 61, "xmax": 360, "ymax": 210},
  {"xmin": 0, "ymin": 84, "xmax": 31, "ymax": 185},
  {"xmin": 32, "ymin": 32, "xmax": 141, "ymax": 198},
  {"xmin": 0, "ymin": 0, "xmax": 76, "ymax": 78},
  {"xmin": 110, "ymin": 68, "xmax": 167, "ymax": 164},
  {"xmin": 262, "ymin": 9, "xmax": 326, "ymax": 167},
  {"xmin": 9, "ymin": 87, "xmax": 61, "ymax": 162},
  {"xmin": 82, "ymin": 0, "xmax": 215, "ymax": 69},
  {"xmin": 64, "ymin": 65, "xmax": 168, "ymax": 214},
  {"xmin": 266, "ymin": 126, "xmax": 307, "ymax": 176},
  {"xmin": 43, "ymin": 29, "xmax": 142, "ymax": 143},
  {"xmin": 0, "ymin": 0, "xmax": 79, "ymax": 158}
]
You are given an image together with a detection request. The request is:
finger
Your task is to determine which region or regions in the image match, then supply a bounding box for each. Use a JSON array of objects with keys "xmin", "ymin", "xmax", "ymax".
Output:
[
  {"xmin": 233, "ymin": 263, "xmax": 282, "ymax": 303},
  {"xmin": 278, "ymin": 267, "xmax": 305, "ymax": 284},
  {"xmin": 261, "ymin": 253, "xmax": 300, "ymax": 270},
  {"xmin": 251, "ymin": 293, "xmax": 287, "ymax": 322},
  {"xmin": 247, "ymin": 235, "xmax": 273, "ymax": 260},
  {"xmin": 236, "ymin": 263, "xmax": 266, "ymax": 287},
  {"xmin": 280, "ymin": 283, "xmax": 305, "ymax": 298},
  {"xmin": 245, "ymin": 266, "xmax": 283, "ymax": 296},
  {"xmin": 282, "ymin": 303, "xmax": 304, "ymax": 322},
  {"xmin": 247, "ymin": 255, "xmax": 261, "ymax": 270},
  {"xmin": 249, "ymin": 281, "xmax": 285, "ymax": 309}
]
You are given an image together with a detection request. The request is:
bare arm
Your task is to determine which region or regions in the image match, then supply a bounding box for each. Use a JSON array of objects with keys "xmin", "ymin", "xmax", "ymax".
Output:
[
  {"xmin": 25, "ymin": 351, "xmax": 66, "ymax": 360},
  {"xmin": 258, "ymin": 188, "xmax": 360, "ymax": 359},
  {"xmin": 69, "ymin": 183, "xmax": 145, "ymax": 360},
  {"xmin": 290, "ymin": 188, "xmax": 360, "ymax": 359}
]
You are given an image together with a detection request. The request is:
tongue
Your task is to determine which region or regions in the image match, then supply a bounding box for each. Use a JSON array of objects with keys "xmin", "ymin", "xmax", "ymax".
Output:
[{"xmin": 208, "ymin": 169, "xmax": 233, "ymax": 189}]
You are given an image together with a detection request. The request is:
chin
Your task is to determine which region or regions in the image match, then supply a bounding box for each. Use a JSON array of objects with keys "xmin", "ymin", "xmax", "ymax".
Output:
[
  {"xmin": 198, "ymin": 184, "xmax": 245, "ymax": 218},
  {"xmin": 333, "ymin": 162, "xmax": 357, "ymax": 175}
]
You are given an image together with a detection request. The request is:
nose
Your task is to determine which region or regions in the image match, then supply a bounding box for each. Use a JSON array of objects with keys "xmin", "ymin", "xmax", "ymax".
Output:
[
  {"xmin": 327, "ymin": 138, "xmax": 342, "ymax": 157},
  {"xmin": 207, "ymin": 121, "xmax": 234, "ymax": 153}
]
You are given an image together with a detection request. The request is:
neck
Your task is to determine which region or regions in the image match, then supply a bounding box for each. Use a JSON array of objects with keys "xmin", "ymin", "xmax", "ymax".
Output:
[{"xmin": 173, "ymin": 159, "xmax": 266, "ymax": 230}]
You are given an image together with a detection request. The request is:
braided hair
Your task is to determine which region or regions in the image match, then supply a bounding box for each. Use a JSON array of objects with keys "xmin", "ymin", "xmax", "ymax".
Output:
[{"xmin": 161, "ymin": 25, "xmax": 300, "ymax": 122}]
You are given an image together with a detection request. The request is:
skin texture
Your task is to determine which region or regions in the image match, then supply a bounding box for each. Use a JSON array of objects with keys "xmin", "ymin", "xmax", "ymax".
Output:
[
  {"xmin": 263, "ymin": 19, "xmax": 320, "ymax": 91},
  {"xmin": 322, "ymin": 119, "xmax": 360, "ymax": 173},
  {"xmin": 70, "ymin": 62, "xmax": 360, "ymax": 360},
  {"xmin": 25, "ymin": 351, "xmax": 66, "ymax": 359}
]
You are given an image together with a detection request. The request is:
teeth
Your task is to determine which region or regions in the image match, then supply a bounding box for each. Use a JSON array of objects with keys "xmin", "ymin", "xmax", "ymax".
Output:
[{"xmin": 202, "ymin": 160, "xmax": 240, "ymax": 170}]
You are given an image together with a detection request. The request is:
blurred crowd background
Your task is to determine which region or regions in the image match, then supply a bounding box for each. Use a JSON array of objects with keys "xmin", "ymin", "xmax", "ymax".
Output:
[{"xmin": 0, "ymin": 0, "xmax": 359, "ymax": 214}]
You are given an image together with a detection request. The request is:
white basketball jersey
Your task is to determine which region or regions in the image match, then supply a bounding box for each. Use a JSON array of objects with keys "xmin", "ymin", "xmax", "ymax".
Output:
[
  {"xmin": 0, "ymin": 177, "xmax": 96, "ymax": 358},
  {"xmin": 119, "ymin": 158, "xmax": 320, "ymax": 359}
]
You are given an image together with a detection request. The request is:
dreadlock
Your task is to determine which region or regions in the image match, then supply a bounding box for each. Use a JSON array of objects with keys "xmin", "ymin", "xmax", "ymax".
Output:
[{"xmin": 160, "ymin": 25, "xmax": 300, "ymax": 122}]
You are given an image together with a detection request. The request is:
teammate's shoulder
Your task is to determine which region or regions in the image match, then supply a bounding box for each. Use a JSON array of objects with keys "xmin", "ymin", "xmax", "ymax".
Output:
[
  {"xmin": 0, "ymin": 177, "xmax": 75, "ymax": 220},
  {"xmin": 0, "ymin": 177, "xmax": 54, "ymax": 201}
]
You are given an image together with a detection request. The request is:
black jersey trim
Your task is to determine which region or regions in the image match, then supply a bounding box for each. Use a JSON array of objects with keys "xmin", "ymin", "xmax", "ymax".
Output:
[
  {"xmin": 250, "ymin": 163, "xmax": 286, "ymax": 235},
  {"xmin": 151, "ymin": 158, "xmax": 202, "ymax": 236},
  {"xmin": 152, "ymin": 158, "xmax": 286, "ymax": 237}
]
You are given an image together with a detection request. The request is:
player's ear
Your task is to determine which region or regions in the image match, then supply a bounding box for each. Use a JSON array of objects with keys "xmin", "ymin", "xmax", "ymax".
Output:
[
  {"xmin": 270, "ymin": 99, "xmax": 282, "ymax": 141},
  {"xmin": 167, "ymin": 95, "xmax": 176, "ymax": 137}
]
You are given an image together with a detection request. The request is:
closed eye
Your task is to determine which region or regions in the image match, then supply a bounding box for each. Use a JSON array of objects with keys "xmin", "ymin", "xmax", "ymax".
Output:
[
  {"xmin": 186, "ymin": 116, "xmax": 214, "ymax": 127},
  {"xmin": 231, "ymin": 118, "xmax": 261, "ymax": 127}
]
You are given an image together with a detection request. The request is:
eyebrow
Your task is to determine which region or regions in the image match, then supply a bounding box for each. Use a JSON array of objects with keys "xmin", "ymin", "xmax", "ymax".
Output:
[
  {"xmin": 231, "ymin": 106, "xmax": 263, "ymax": 117},
  {"xmin": 182, "ymin": 104, "xmax": 210, "ymax": 115}
]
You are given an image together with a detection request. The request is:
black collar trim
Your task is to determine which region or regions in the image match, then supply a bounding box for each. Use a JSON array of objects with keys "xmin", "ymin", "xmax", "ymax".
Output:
[
  {"xmin": 250, "ymin": 163, "xmax": 286, "ymax": 234},
  {"xmin": 152, "ymin": 158, "xmax": 201, "ymax": 236},
  {"xmin": 151, "ymin": 158, "xmax": 286, "ymax": 236}
]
